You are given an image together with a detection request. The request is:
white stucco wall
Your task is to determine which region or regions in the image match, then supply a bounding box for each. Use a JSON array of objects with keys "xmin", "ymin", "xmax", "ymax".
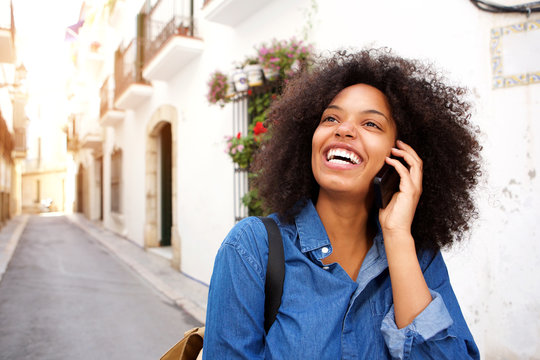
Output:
[{"xmin": 75, "ymin": 0, "xmax": 540, "ymax": 357}]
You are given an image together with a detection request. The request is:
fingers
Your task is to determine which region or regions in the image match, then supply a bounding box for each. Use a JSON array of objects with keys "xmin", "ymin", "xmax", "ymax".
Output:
[
  {"xmin": 396, "ymin": 140, "xmax": 422, "ymax": 165},
  {"xmin": 385, "ymin": 156, "xmax": 412, "ymax": 184},
  {"xmin": 387, "ymin": 140, "xmax": 423, "ymax": 192}
]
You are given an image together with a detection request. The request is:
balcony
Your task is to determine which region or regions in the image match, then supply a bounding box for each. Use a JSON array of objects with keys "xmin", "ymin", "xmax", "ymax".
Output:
[
  {"xmin": 0, "ymin": 1, "xmax": 15, "ymax": 63},
  {"xmin": 67, "ymin": 135, "xmax": 78, "ymax": 152},
  {"xmin": 202, "ymin": 0, "xmax": 273, "ymax": 27},
  {"xmin": 80, "ymin": 133, "xmax": 103, "ymax": 152},
  {"xmin": 65, "ymin": 115, "xmax": 79, "ymax": 153},
  {"xmin": 99, "ymin": 76, "xmax": 124, "ymax": 127},
  {"xmin": 114, "ymin": 38, "xmax": 153, "ymax": 110},
  {"xmin": 142, "ymin": 0, "xmax": 203, "ymax": 81},
  {"xmin": 12, "ymin": 127, "xmax": 26, "ymax": 159}
]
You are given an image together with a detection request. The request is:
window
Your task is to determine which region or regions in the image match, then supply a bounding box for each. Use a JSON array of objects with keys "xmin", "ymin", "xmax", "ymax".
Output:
[
  {"xmin": 111, "ymin": 148, "xmax": 122, "ymax": 213},
  {"xmin": 231, "ymin": 82, "xmax": 280, "ymax": 222}
]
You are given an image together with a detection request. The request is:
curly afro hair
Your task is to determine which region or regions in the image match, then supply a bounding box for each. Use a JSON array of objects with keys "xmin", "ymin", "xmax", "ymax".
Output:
[{"xmin": 252, "ymin": 48, "xmax": 482, "ymax": 251}]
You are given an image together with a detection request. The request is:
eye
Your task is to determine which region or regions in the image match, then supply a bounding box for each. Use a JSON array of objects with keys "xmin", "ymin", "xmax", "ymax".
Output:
[
  {"xmin": 322, "ymin": 116, "xmax": 338, "ymax": 123},
  {"xmin": 364, "ymin": 121, "xmax": 381, "ymax": 129}
]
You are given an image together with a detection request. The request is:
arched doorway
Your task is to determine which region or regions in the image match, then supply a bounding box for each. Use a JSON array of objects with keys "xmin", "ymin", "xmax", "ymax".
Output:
[
  {"xmin": 158, "ymin": 122, "xmax": 172, "ymax": 246},
  {"xmin": 144, "ymin": 105, "xmax": 181, "ymax": 269}
]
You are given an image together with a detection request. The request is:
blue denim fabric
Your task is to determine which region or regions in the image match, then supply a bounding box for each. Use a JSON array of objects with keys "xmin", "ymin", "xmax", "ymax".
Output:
[{"xmin": 203, "ymin": 200, "xmax": 480, "ymax": 359}]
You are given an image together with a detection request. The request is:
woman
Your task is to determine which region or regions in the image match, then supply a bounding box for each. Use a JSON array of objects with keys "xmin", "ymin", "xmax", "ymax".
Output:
[{"xmin": 203, "ymin": 49, "xmax": 482, "ymax": 359}]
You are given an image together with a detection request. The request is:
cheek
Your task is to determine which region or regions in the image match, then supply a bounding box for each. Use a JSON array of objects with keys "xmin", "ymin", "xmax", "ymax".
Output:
[
  {"xmin": 366, "ymin": 136, "xmax": 393, "ymax": 158},
  {"xmin": 311, "ymin": 129, "xmax": 326, "ymax": 181},
  {"xmin": 311, "ymin": 128, "xmax": 324, "ymax": 159}
]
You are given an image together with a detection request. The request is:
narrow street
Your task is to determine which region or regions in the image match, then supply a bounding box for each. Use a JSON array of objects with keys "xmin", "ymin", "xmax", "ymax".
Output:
[{"xmin": 0, "ymin": 215, "xmax": 202, "ymax": 360}]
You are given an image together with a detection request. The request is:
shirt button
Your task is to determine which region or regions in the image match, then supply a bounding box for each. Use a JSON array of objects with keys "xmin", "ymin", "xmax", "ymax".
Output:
[
  {"xmin": 321, "ymin": 247, "xmax": 329, "ymax": 254},
  {"xmin": 323, "ymin": 266, "xmax": 330, "ymax": 270}
]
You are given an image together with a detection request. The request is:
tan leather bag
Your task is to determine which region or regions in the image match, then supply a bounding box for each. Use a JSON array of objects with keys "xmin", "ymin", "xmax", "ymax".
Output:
[{"xmin": 160, "ymin": 327, "xmax": 204, "ymax": 360}]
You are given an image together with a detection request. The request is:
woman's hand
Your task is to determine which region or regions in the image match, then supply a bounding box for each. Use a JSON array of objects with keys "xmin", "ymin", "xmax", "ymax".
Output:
[
  {"xmin": 378, "ymin": 140, "xmax": 431, "ymax": 329},
  {"xmin": 378, "ymin": 140, "xmax": 423, "ymax": 237}
]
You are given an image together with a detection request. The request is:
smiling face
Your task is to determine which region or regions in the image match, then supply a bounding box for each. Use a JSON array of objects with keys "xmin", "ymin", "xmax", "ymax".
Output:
[{"xmin": 311, "ymin": 84, "xmax": 397, "ymax": 201}]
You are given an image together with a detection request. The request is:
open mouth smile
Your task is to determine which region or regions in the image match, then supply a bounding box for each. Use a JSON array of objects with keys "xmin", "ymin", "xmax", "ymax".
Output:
[{"xmin": 325, "ymin": 147, "xmax": 362, "ymax": 165}]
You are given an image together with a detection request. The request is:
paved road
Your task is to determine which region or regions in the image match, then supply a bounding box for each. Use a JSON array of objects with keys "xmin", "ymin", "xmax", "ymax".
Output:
[{"xmin": 0, "ymin": 215, "xmax": 202, "ymax": 360}]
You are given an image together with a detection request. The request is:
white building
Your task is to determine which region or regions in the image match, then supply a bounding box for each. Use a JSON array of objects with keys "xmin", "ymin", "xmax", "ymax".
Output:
[
  {"xmin": 0, "ymin": 0, "xmax": 28, "ymax": 224},
  {"xmin": 66, "ymin": 0, "xmax": 540, "ymax": 358}
]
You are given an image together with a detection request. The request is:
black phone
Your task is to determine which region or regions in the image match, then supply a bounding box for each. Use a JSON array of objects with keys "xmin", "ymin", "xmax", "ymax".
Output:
[{"xmin": 373, "ymin": 157, "xmax": 405, "ymax": 209}]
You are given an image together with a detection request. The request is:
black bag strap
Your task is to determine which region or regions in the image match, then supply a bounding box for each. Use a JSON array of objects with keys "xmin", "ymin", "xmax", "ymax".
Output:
[{"xmin": 258, "ymin": 217, "xmax": 285, "ymax": 334}]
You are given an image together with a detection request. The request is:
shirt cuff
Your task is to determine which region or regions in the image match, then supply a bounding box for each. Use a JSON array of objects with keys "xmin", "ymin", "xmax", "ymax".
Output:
[{"xmin": 380, "ymin": 290, "xmax": 454, "ymax": 359}]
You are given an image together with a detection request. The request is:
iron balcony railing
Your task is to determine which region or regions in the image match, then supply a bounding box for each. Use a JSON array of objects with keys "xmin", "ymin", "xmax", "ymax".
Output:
[
  {"xmin": 231, "ymin": 82, "xmax": 281, "ymax": 222},
  {"xmin": 114, "ymin": 39, "xmax": 139, "ymax": 100},
  {"xmin": 144, "ymin": 0, "xmax": 198, "ymax": 64},
  {"xmin": 99, "ymin": 76, "xmax": 115, "ymax": 119},
  {"xmin": 13, "ymin": 127, "xmax": 26, "ymax": 152},
  {"xmin": 66, "ymin": 114, "xmax": 79, "ymax": 152}
]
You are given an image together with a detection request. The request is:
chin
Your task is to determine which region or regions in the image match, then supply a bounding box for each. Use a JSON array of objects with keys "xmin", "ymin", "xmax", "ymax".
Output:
[{"xmin": 318, "ymin": 182, "xmax": 370, "ymax": 200}]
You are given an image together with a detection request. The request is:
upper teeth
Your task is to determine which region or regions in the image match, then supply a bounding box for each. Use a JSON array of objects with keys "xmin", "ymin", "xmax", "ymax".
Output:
[{"xmin": 327, "ymin": 148, "xmax": 361, "ymax": 164}]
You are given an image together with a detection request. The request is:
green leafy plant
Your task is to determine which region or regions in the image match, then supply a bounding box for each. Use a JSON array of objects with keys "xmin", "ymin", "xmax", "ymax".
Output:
[
  {"xmin": 248, "ymin": 91, "xmax": 275, "ymax": 125},
  {"xmin": 225, "ymin": 121, "xmax": 268, "ymax": 170},
  {"xmin": 225, "ymin": 132, "xmax": 255, "ymax": 169},
  {"xmin": 211, "ymin": 37, "xmax": 314, "ymax": 217},
  {"xmin": 242, "ymin": 56, "xmax": 259, "ymax": 67},
  {"xmin": 242, "ymin": 188, "xmax": 265, "ymax": 216}
]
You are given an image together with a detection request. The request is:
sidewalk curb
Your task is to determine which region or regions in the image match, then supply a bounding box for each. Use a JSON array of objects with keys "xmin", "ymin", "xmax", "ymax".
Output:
[
  {"xmin": 67, "ymin": 214, "xmax": 207, "ymax": 324},
  {"xmin": 0, "ymin": 215, "xmax": 30, "ymax": 283}
]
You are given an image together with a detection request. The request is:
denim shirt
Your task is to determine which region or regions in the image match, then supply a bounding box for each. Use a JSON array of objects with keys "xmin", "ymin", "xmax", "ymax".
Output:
[{"xmin": 203, "ymin": 200, "xmax": 479, "ymax": 359}]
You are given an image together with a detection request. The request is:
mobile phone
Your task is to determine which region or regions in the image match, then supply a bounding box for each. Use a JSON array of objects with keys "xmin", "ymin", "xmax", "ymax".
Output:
[{"xmin": 373, "ymin": 157, "xmax": 405, "ymax": 209}]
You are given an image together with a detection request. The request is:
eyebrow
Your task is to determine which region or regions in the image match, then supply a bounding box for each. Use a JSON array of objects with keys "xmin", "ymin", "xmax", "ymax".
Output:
[{"xmin": 326, "ymin": 105, "xmax": 391, "ymax": 122}]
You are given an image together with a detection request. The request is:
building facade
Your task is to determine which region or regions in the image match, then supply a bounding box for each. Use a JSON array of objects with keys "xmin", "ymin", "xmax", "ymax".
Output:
[
  {"xmin": 65, "ymin": 0, "xmax": 540, "ymax": 357},
  {"xmin": 0, "ymin": 0, "xmax": 28, "ymax": 226}
]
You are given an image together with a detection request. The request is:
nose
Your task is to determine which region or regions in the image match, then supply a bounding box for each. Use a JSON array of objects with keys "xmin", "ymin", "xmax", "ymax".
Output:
[{"xmin": 335, "ymin": 121, "xmax": 356, "ymax": 139}]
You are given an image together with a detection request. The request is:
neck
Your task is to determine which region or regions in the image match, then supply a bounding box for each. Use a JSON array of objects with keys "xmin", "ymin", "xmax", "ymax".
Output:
[
  {"xmin": 315, "ymin": 189, "xmax": 376, "ymax": 280},
  {"xmin": 315, "ymin": 189, "xmax": 375, "ymax": 249}
]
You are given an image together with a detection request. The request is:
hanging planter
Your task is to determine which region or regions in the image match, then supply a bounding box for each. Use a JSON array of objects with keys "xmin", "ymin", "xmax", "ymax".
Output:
[
  {"xmin": 206, "ymin": 37, "xmax": 315, "ymax": 106},
  {"xmin": 225, "ymin": 77, "xmax": 236, "ymax": 99},
  {"xmin": 244, "ymin": 64, "xmax": 264, "ymax": 87},
  {"xmin": 206, "ymin": 70, "xmax": 230, "ymax": 107},
  {"xmin": 262, "ymin": 66, "xmax": 279, "ymax": 82},
  {"xmin": 231, "ymin": 68, "xmax": 248, "ymax": 92}
]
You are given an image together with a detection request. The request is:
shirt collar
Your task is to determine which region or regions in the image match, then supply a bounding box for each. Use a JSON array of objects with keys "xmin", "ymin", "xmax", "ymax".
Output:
[
  {"xmin": 294, "ymin": 199, "xmax": 332, "ymax": 253},
  {"xmin": 294, "ymin": 200, "xmax": 387, "ymax": 263}
]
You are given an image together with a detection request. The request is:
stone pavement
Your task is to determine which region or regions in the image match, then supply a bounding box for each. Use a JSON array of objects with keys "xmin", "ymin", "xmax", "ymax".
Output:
[
  {"xmin": 0, "ymin": 214, "xmax": 208, "ymax": 324},
  {"xmin": 0, "ymin": 214, "xmax": 29, "ymax": 283}
]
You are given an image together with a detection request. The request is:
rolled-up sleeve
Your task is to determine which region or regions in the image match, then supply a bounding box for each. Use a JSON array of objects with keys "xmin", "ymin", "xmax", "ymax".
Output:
[
  {"xmin": 381, "ymin": 290, "xmax": 454, "ymax": 358},
  {"xmin": 380, "ymin": 251, "xmax": 480, "ymax": 359}
]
